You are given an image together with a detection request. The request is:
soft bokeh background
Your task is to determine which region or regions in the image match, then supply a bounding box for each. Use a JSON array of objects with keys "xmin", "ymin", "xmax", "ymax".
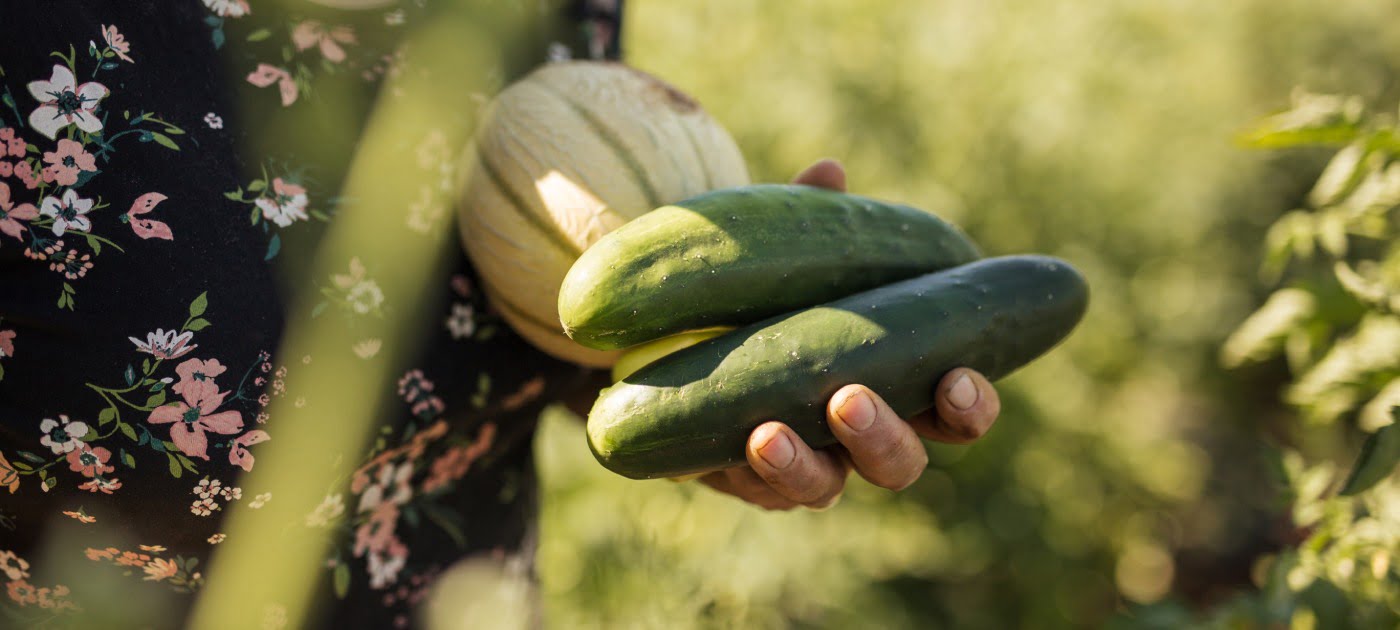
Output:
[{"xmin": 532, "ymin": 1, "xmax": 1400, "ymax": 628}]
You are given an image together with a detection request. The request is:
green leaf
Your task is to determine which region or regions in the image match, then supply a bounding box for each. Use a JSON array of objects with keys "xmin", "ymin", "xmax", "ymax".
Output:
[
  {"xmin": 125, "ymin": 364, "xmax": 136, "ymax": 386},
  {"xmin": 18, "ymin": 451, "xmax": 43, "ymax": 463},
  {"xmin": 142, "ymin": 358, "xmax": 151, "ymax": 374},
  {"xmin": 185, "ymin": 318, "xmax": 212, "ymax": 331},
  {"xmin": 189, "ymin": 292, "xmax": 208, "ymax": 317},
  {"xmin": 178, "ymin": 454, "xmax": 197, "ymax": 473},
  {"xmin": 145, "ymin": 391, "xmax": 167, "ymax": 408},
  {"xmin": 121, "ymin": 449, "xmax": 136, "ymax": 468},
  {"xmin": 98, "ymin": 407, "xmax": 117, "ymax": 426},
  {"xmin": 265, "ymin": 233, "xmax": 281, "ymax": 260},
  {"xmin": 247, "ymin": 28, "xmax": 273, "ymax": 42},
  {"xmin": 43, "ymin": 477, "xmax": 56, "ymax": 491},
  {"xmin": 1340, "ymin": 413, "xmax": 1400, "ymax": 495},
  {"xmin": 9, "ymin": 461, "xmax": 32, "ymax": 471},
  {"xmin": 167, "ymin": 453, "xmax": 182, "ymax": 478},
  {"xmin": 333, "ymin": 563, "xmax": 351, "ymax": 599},
  {"xmin": 247, "ymin": 179, "xmax": 266, "ymax": 192},
  {"xmin": 250, "ymin": 206, "xmax": 261, "ymax": 224},
  {"xmin": 119, "ymin": 423, "xmax": 137, "ymax": 441},
  {"xmin": 150, "ymin": 132, "xmax": 180, "ymax": 151},
  {"xmin": 224, "ymin": 190, "xmax": 244, "ymax": 202},
  {"xmin": 85, "ymin": 233, "xmax": 102, "ymax": 255}
]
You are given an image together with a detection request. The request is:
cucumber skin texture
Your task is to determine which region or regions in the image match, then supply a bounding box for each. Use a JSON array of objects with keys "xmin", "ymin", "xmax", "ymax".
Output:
[
  {"xmin": 558, "ymin": 184, "xmax": 981, "ymax": 350},
  {"xmin": 586, "ymin": 255, "xmax": 1089, "ymax": 479}
]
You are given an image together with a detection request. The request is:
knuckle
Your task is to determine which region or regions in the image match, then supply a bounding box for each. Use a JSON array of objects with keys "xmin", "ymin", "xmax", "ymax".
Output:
[
  {"xmin": 870, "ymin": 444, "xmax": 928, "ymax": 491},
  {"xmin": 942, "ymin": 414, "xmax": 990, "ymax": 442}
]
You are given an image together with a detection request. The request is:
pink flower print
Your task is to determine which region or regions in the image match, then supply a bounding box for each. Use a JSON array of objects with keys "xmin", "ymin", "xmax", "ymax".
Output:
[
  {"xmin": 0, "ymin": 128, "xmax": 25, "ymax": 158},
  {"xmin": 246, "ymin": 64, "xmax": 298, "ymax": 107},
  {"xmin": 203, "ymin": 0, "xmax": 250, "ymax": 18},
  {"xmin": 254, "ymin": 177, "xmax": 308, "ymax": 227},
  {"xmin": 66, "ymin": 444, "xmax": 115, "ymax": 478},
  {"xmin": 38, "ymin": 415, "xmax": 89, "ymax": 454},
  {"xmin": 0, "ymin": 182, "xmax": 40, "ymax": 240},
  {"xmin": 0, "ymin": 330, "xmax": 15, "ymax": 358},
  {"xmin": 147, "ymin": 386, "xmax": 243, "ymax": 460},
  {"xmin": 125, "ymin": 192, "xmax": 172, "ymax": 240},
  {"xmin": 101, "ymin": 25, "xmax": 134, "ymax": 63},
  {"xmin": 0, "ymin": 161, "xmax": 11, "ymax": 177},
  {"xmin": 38, "ymin": 189, "xmax": 94, "ymax": 236},
  {"xmin": 27, "ymin": 65, "xmax": 110, "ymax": 140},
  {"xmin": 143, "ymin": 558, "xmax": 178, "ymax": 582},
  {"xmin": 40, "ymin": 139, "xmax": 97, "ymax": 187},
  {"xmin": 292, "ymin": 22, "xmax": 356, "ymax": 64},
  {"xmin": 0, "ymin": 550, "xmax": 31, "ymax": 581},
  {"xmin": 79, "ymin": 477, "xmax": 122, "ymax": 494},
  {"xmin": 173, "ymin": 357, "xmax": 226, "ymax": 400},
  {"xmin": 129, "ymin": 329, "xmax": 196, "ymax": 360},
  {"xmin": 14, "ymin": 161, "xmax": 39, "ymax": 190},
  {"xmin": 228, "ymin": 430, "xmax": 270, "ymax": 472},
  {"xmin": 50, "ymin": 245, "xmax": 93, "ymax": 280}
]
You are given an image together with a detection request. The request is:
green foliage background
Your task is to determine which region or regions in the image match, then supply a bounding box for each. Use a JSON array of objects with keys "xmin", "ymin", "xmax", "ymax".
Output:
[{"xmin": 532, "ymin": 1, "xmax": 1400, "ymax": 627}]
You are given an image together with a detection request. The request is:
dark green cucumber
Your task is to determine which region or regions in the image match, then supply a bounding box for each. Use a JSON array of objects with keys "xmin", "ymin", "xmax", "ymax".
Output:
[
  {"xmin": 586, "ymin": 255, "xmax": 1088, "ymax": 479},
  {"xmin": 558, "ymin": 184, "xmax": 980, "ymax": 350}
]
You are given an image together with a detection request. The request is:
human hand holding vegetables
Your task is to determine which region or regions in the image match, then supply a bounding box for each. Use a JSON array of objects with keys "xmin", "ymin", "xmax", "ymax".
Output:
[{"xmin": 695, "ymin": 160, "xmax": 1003, "ymax": 510}]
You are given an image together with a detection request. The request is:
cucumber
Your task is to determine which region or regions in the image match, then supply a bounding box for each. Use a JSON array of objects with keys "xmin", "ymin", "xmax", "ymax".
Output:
[
  {"xmin": 610, "ymin": 327, "xmax": 734, "ymax": 382},
  {"xmin": 586, "ymin": 255, "xmax": 1088, "ymax": 479},
  {"xmin": 558, "ymin": 184, "xmax": 981, "ymax": 350}
]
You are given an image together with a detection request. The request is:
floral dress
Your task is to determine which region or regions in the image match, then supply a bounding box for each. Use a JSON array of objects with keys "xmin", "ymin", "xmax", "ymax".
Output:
[{"xmin": 0, "ymin": 1, "xmax": 621, "ymax": 628}]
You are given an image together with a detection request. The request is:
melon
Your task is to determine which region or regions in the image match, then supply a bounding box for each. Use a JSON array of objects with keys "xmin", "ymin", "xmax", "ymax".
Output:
[{"xmin": 458, "ymin": 61, "xmax": 749, "ymax": 367}]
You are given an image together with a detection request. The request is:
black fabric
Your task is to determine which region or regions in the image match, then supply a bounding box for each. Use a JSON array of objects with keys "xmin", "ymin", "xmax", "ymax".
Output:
[{"xmin": 0, "ymin": 1, "xmax": 622, "ymax": 628}]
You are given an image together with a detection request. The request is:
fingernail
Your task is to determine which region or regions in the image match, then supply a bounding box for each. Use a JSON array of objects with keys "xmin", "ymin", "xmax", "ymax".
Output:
[
  {"xmin": 948, "ymin": 373, "xmax": 978, "ymax": 410},
  {"xmin": 758, "ymin": 430, "xmax": 795, "ymax": 469},
  {"xmin": 836, "ymin": 390, "xmax": 876, "ymax": 431}
]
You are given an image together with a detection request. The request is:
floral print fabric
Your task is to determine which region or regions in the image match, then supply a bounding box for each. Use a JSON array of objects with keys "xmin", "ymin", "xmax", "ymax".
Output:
[{"xmin": 0, "ymin": 1, "xmax": 622, "ymax": 628}]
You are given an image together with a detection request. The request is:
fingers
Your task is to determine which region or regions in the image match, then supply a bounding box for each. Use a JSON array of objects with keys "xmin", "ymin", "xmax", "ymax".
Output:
[
  {"xmin": 827, "ymin": 385, "xmax": 929, "ymax": 491},
  {"xmin": 907, "ymin": 368, "xmax": 1001, "ymax": 445},
  {"xmin": 743, "ymin": 422, "xmax": 849, "ymax": 509},
  {"xmin": 791, "ymin": 158, "xmax": 847, "ymax": 192},
  {"xmin": 698, "ymin": 466, "xmax": 801, "ymax": 511}
]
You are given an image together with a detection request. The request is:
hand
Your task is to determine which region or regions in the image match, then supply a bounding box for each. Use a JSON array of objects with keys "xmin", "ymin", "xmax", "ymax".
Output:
[{"xmin": 697, "ymin": 159, "xmax": 1002, "ymax": 510}]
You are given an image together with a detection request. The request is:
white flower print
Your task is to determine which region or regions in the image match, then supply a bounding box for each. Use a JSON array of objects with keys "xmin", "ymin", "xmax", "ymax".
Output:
[
  {"xmin": 305, "ymin": 493, "xmax": 345, "ymax": 528},
  {"xmin": 254, "ymin": 178, "xmax": 309, "ymax": 227},
  {"xmin": 38, "ymin": 189, "xmax": 95, "ymax": 236},
  {"xmin": 353, "ymin": 338, "xmax": 382, "ymax": 359},
  {"xmin": 204, "ymin": 112, "xmax": 224, "ymax": 129},
  {"xmin": 129, "ymin": 328, "xmax": 197, "ymax": 360},
  {"xmin": 38, "ymin": 414, "xmax": 90, "ymax": 454},
  {"xmin": 27, "ymin": 64, "xmax": 110, "ymax": 140},
  {"xmin": 194, "ymin": 477, "xmax": 223, "ymax": 500},
  {"xmin": 366, "ymin": 550, "xmax": 406, "ymax": 590},
  {"xmin": 445, "ymin": 303, "xmax": 475, "ymax": 339},
  {"xmin": 346, "ymin": 280, "xmax": 384, "ymax": 315},
  {"xmin": 249, "ymin": 492, "xmax": 272, "ymax": 509},
  {"xmin": 203, "ymin": 0, "xmax": 250, "ymax": 18},
  {"xmin": 191, "ymin": 497, "xmax": 218, "ymax": 517},
  {"xmin": 357, "ymin": 462, "xmax": 412, "ymax": 513}
]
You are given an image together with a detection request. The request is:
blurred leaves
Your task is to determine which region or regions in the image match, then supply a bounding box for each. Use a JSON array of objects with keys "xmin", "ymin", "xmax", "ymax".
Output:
[
  {"xmin": 1215, "ymin": 81, "xmax": 1400, "ymax": 626},
  {"xmin": 536, "ymin": 1, "xmax": 1400, "ymax": 628}
]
